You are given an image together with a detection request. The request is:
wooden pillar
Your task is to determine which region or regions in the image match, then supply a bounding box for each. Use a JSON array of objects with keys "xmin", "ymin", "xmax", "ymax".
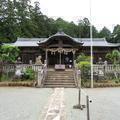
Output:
[
  {"xmin": 45, "ymin": 49, "xmax": 48, "ymax": 66},
  {"xmin": 59, "ymin": 52, "xmax": 61, "ymax": 64},
  {"xmin": 73, "ymin": 50, "xmax": 75, "ymax": 68}
]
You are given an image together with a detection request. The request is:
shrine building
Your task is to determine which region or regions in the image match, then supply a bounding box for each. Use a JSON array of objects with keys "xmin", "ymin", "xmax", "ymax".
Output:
[{"xmin": 11, "ymin": 31, "xmax": 120, "ymax": 67}]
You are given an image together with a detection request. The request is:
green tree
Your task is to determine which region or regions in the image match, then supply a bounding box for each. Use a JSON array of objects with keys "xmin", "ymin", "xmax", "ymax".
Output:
[
  {"xmin": 110, "ymin": 25, "xmax": 120, "ymax": 43},
  {"xmin": 98, "ymin": 27, "xmax": 111, "ymax": 40},
  {"xmin": 0, "ymin": 45, "xmax": 20, "ymax": 63},
  {"xmin": 15, "ymin": 0, "xmax": 33, "ymax": 37},
  {"xmin": 106, "ymin": 50, "xmax": 120, "ymax": 65},
  {"xmin": 78, "ymin": 18, "xmax": 98, "ymax": 38}
]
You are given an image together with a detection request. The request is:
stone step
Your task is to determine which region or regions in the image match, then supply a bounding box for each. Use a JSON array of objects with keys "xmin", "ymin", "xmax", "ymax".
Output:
[
  {"xmin": 45, "ymin": 81, "xmax": 75, "ymax": 84},
  {"xmin": 47, "ymin": 74, "xmax": 73, "ymax": 77},
  {"xmin": 44, "ymin": 82, "xmax": 75, "ymax": 85},
  {"xmin": 44, "ymin": 85, "xmax": 76, "ymax": 88},
  {"xmin": 47, "ymin": 74, "xmax": 73, "ymax": 76},
  {"xmin": 44, "ymin": 69, "xmax": 75, "ymax": 88},
  {"xmin": 47, "ymin": 72, "xmax": 73, "ymax": 74},
  {"xmin": 46, "ymin": 77, "xmax": 74, "ymax": 79},
  {"xmin": 45, "ymin": 79, "xmax": 74, "ymax": 81},
  {"xmin": 46, "ymin": 80, "xmax": 74, "ymax": 82}
]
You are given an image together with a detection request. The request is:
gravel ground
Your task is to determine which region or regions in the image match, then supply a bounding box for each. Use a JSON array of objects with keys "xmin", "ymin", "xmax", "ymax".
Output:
[
  {"xmin": 65, "ymin": 87, "xmax": 120, "ymax": 120},
  {"xmin": 0, "ymin": 87, "xmax": 53, "ymax": 120}
]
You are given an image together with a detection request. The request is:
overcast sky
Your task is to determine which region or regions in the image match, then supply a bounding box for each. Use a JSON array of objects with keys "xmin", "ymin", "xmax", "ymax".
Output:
[{"xmin": 31, "ymin": 0, "xmax": 120, "ymax": 31}]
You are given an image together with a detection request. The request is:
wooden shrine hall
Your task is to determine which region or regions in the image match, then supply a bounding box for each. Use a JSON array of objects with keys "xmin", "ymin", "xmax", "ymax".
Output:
[
  {"xmin": 37, "ymin": 31, "xmax": 83, "ymax": 68},
  {"xmin": 11, "ymin": 31, "xmax": 120, "ymax": 67}
]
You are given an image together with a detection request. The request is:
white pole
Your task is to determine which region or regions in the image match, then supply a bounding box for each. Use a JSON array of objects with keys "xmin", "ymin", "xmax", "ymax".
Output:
[{"xmin": 89, "ymin": 0, "xmax": 93, "ymax": 88}]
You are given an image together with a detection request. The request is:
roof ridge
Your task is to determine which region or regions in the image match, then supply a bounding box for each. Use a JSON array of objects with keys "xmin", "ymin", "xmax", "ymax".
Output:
[{"xmin": 17, "ymin": 38, "xmax": 46, "ymax": 41}]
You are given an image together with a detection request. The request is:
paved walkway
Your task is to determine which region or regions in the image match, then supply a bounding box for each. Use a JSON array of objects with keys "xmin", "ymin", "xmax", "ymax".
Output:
[{"xmin": 0, "ymin": 87, "xmax": 120, "ymax": 120}]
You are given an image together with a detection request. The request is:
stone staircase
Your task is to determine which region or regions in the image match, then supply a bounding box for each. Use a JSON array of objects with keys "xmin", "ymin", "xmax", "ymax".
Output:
[{"xmin": 43, "ymin": 69, "xmax": 76, "ymax": 88}]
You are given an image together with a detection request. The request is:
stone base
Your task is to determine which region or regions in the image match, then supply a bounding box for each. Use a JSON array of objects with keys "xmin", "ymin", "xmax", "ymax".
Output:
[{"xmin": 73, "ymin": 104, "xmax": 86, "ymax": 110}]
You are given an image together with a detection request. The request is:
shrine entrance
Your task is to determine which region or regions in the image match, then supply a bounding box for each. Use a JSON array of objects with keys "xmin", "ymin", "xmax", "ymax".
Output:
[
  {"xmin": 38, "ymin": 31, "xmax": 83, "ymax": 68},
  {"xmin": 47, "ymin": 51, "xmax": 74, "ymax": 68}
]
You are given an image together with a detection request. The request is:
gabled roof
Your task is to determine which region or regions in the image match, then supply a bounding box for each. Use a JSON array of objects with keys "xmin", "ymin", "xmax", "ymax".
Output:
[{"xmin": 38, "ymin": 31, "xmax": 83, "ymax": 45}]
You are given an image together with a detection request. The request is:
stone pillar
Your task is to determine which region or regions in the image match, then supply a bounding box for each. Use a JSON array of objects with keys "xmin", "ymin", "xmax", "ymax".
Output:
[{"xmin": 37, "ymin": 69, "xmax": 42, "ymax": 87}]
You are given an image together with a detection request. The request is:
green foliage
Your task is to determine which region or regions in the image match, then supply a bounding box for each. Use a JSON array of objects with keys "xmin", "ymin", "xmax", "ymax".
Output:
[
  {"xmin": 76, "ymin": 53, "xmax": 90, "ymax": 63},
  {"xmin": 0, "ymin": 74, "xmax": 8, "ymax": 82},
  {"xmin": 109, "ymin": 25, "xmax": 120, "ymax": 43},
  {"xmin": 0, "ymin": 72, "xmax": 14, "ymax": 82},
  {"xmin": 77, "ymin": 61, "xmax": 91, "ymax": 80},
  {"xmin": 76, "ymin": 54, "xmax": 91, "ymax": 80},
  {"xmin": 0, "ymin": 45, "xmax": 20, "ymax": 63},
  {"xmin": 23, "ymin": 67, "xmax": 35, "ymax": 80},
  {"xmin": 98, "ymin": 27, "xmax": 111, "ymax": 40},
  {"xmin": 0, "ymin": 0, "xmax": 119, "ymax": 43},
  {"xmin": 78, "ymin": 18, "xmax": 98, "ymax": 38},
  {"xmin": 106, "ymin": 50, "xmax": 120, "ymax": 65}
]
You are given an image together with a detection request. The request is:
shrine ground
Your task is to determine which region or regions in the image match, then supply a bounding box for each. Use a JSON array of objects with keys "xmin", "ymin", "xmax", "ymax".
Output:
[{"xmin": 0, "ymin": 87, "xmax": 120, "ymax": 120}]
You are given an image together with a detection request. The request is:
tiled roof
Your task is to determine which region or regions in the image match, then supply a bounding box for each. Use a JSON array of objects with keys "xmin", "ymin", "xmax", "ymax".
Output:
[
  {"xmin": 12, "ymin": 37, "xmax": 120, "ymax": 47},
  {"xmin": 74, "ymin": 38, "xmax": 120, "ymax": 47},
  {"xmin": 13, "ymin": 38, "xmax": 46, "ymax": 47}
]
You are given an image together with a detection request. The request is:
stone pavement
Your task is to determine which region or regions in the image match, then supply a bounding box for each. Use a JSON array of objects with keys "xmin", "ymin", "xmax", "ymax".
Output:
[{"xmin": 40, "ymin": 88, "xmax": 65, "ymax": 120}]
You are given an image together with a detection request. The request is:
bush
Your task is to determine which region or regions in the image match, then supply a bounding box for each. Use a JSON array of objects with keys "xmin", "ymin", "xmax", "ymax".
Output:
[
  {"xmin": 76, "ymin": 53, "xmax": 90, "ymax": 63},
  {"xmin": 23, "ymin": 68, "xmax": 35, "ymax": 80},
  {"xmin": 0, "ymin": 72, "xmax": 14, "ymax": 82},
  {"xmin": 0, "ymin": 45, "xmax": 19, "ymax": 63},
  {"xmin": 77, "ymin": 61, "xmax": 91, "ymax": 80}
]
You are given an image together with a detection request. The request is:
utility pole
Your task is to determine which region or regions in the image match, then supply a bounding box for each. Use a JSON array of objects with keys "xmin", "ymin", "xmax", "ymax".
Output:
[{"xmin": 89, "ymin": 0, "xmax": 94, "ymax": 88}]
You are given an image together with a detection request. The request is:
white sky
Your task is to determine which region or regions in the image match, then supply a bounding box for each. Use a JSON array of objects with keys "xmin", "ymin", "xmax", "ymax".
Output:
[{"xmin": 31, "ymin": 0, "xmax": 120, "ymax": 31}]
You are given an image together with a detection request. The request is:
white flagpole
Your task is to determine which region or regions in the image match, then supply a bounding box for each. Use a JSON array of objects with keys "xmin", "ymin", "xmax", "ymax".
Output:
[{"xmin": 89, "ymin": 0, "xmax": 93, "ymax": 88}]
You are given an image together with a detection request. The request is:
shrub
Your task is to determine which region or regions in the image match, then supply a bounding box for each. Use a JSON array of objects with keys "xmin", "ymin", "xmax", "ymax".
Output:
[
  {"xmin": 77, "ymin": 61, "xmax": 91, "ymax": 80},
  {"xmin": 76, "ymin": 53, "xmax": 90, "ymax": 63},
  {"xmin": 0, "ymin": 45, "xmax": 19, "ymax": 63},
  {"xmin": 23, "ymin": 68, "xmax": 35, "ymax": 80}
]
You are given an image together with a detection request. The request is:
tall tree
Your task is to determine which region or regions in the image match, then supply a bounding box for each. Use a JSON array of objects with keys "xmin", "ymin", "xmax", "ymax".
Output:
[
  {"xmin": 78, "ymin": 18, "xmax": 98, "ymax": 38},
  {"xmin": 110, "ymin": 25, "xmax": 120, "ymax": 43},
  {"xmin": 98, "ymin": 27, "xmax": 111, "ymax": 40},
  {"xmin": 30, "ymin": 1, "xmax": 51, "ymax": 37},
  {"xmin": 15, "ymin": 0, "xmax": 33, "ymax": 37}
]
